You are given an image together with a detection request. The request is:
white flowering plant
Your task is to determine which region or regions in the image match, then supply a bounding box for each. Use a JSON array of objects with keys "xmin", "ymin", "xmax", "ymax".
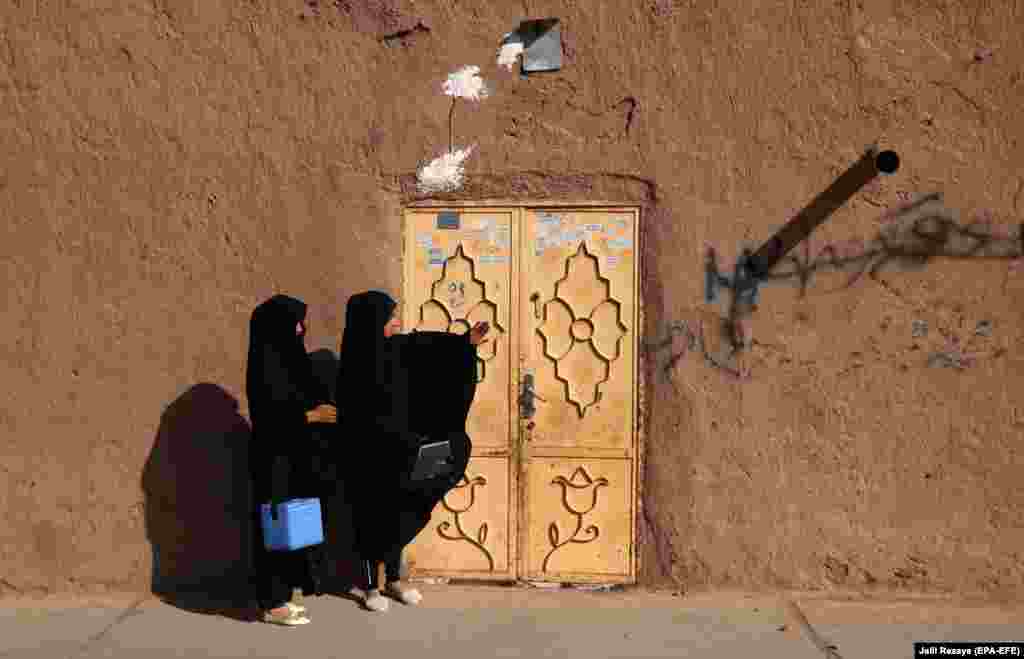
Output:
[
  {"xmin": 443, "ymin": 65, "xmax": 488, "ymax": 101},
  {"xmin": 417, "ymin": 146, "xmax": 476, "ymax": 195},
  {"xmin": 417, "ymin": 66, "xmax": 489, "ymax": 195}
]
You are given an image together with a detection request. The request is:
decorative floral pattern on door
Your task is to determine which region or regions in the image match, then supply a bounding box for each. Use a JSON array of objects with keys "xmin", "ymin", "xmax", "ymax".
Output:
[
  {"xmin": 415, "ymin": 244, "xmax": 504, "ymax": 382},
  {"xmin": 536, "ymin": 243, "xmax": 628, "ymax": 417},
  {"xmin": 542, "ymin": 466, "xmax": 609, "ymax": 572},
  {"xmin": 436, "ymin": 474, "xmax": 495, "ymax": 571}
]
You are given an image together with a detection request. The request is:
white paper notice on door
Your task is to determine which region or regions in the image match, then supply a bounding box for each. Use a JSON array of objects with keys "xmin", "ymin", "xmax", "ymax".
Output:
[
  {"xmin": 492, "ymin": 226, "xmax": 511, "ymax": 249},
  {"xmin": 561, "ymin": 228, "xmax": 584, "ymax": 246}
]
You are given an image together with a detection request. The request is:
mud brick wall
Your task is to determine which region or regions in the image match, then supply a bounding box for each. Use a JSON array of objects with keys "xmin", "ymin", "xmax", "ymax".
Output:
[{"xmin": 1, "ymin": 1, "xmax": 1022, "ymax": 598}]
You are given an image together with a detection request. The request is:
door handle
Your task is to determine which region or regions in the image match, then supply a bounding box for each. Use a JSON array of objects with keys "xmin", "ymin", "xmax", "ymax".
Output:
[
  {"xmin": 518, "ymin": 373, "xmax": 545, "ymax": 420},
  {"xmin": 530, "ymin": 292, "xmax": 542, "ymax": 320}
]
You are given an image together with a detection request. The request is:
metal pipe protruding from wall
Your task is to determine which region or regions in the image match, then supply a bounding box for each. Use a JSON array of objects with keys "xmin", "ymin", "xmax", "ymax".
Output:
[{"xmin": 746, "ymin": 145, "xmax": 900, "ymax": 279}]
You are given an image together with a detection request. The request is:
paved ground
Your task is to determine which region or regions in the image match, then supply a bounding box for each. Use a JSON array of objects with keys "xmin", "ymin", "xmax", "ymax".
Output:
[{"xmin": 1, "ymin": 585, "xmax": 1022, "ymax": 659}]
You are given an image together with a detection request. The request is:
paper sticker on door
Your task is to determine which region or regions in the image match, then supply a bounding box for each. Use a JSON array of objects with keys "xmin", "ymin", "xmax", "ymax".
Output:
[
  {"xmin": 492, "ymin": 227, "xmax": 511, "ymax": 249},
  {"xmin": 437, "ymin": 212, "xmax": 460, "ymax": 230},
  {"xmin": 561, "ymin": 229, "xmax": 584, "ymax": 247},
  {"xmin": 609, "ymin": 216, "xmax": 630, "ymax": 233}
]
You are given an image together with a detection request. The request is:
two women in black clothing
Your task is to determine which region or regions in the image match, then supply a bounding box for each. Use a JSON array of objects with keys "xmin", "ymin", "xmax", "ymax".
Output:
[{"xmin": 246, "ymin": 291, "xmax": 488, "ymax": 625}]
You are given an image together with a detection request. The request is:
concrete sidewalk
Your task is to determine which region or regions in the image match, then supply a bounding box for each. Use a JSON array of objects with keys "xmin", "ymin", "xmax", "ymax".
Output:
[{"xmin": 1, "ymin": 586, "xmax": 1022, "ymax": 659}]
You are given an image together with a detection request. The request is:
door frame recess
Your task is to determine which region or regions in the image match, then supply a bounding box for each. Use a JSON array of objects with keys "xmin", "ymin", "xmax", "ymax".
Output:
[{"xmin": 402, "ymin": 200, "xmax": 646, "ymax": 585}]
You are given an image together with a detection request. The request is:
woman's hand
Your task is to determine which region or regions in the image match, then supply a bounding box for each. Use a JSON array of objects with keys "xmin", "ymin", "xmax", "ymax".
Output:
[
  {"xmin": 468, "ymin": 321, "xmax": 490, "ymax": 346},
  {"xmin": 306, "ymin": 404, "xmax": 338, "ymax": 424}
]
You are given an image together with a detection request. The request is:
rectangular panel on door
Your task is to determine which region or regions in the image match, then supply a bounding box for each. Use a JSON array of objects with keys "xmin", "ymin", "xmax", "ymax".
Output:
[
  {"xmin": 402, "ymin": 208, "xmax": 517, "ymax": 580},
  {"xmin": 519, "ymin": 208, "xmax": 639, "ymax": 583}
]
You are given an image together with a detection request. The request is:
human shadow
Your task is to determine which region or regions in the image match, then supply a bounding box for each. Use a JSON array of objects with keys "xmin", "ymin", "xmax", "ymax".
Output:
[
  {"xmin": 307, "ymin": 348, "xmax": 363, "ymax": 598},
  {"xmin": 141, "ymin": 383, "xmax": 256, "ymax": 622}
]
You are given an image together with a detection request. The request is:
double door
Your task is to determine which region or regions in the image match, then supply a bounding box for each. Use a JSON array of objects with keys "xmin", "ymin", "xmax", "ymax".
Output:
[{"xmin": 402, "ymin": 205, "xmax": 640, "ymax": 584}]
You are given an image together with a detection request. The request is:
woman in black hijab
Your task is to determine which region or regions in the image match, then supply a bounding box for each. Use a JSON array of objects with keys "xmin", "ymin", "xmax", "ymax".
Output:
[
  {"xmin": 336, "ymin": 291, "xmax": 487, "ymax": 612},
  {"xmin": 247, "ymin": 294, "xmax": 338, "ymax": 625}
]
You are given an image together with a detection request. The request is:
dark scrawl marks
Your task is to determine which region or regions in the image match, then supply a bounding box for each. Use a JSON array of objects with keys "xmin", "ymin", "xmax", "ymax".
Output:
[
  {"xmin": 761, "ymin": 194, "xmax": 1024, "ymax": 295},
  {"xmin": 693, "ymin": 194, "xmax": 1023, "ymax": 377},
  {"xmin": 708, "ymin": 194, "xmax": 1023, "ymax": 324},
  {"xmin": 644, "ymin": 319, "xmax": 750, "ymax": 382},
  {"xmin": 381, "ymin": 21, "xmax": 431, "ymax": 47},
  {"xmin": 618, "ymin": 97, "xmax": 640, "ymax": 136}
]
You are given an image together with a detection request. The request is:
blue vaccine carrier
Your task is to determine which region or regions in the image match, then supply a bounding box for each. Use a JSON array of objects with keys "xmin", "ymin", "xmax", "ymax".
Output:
[{"xmin": 260, "ymin": 498, "xmax": 324, "ymax": 551}]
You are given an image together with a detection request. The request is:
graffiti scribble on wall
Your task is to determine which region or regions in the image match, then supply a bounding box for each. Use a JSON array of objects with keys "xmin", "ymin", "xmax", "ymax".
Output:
[
  {"xmin": 690, "ymin": 193, "xmax": 1024, "ymax": 377},
  {"xmin": 645, "ymin": 319, "xmax": 751, "ymax": 383},
  {"xmin": 760, "ymin": 194, "xmax": 1023, "ymax": 293},
  {"xmin": 417, "ymin": 66, "xmax": 489, "ymax": 194}
]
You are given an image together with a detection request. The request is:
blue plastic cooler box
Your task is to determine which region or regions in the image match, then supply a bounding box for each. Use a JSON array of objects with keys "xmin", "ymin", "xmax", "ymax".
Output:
[{"xmin": 260, "ymin": 498, "xmax": 324, "ymax": 551}]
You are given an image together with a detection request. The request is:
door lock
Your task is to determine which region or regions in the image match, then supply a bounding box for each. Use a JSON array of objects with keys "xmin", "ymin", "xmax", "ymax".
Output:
[
  {"xmin": 530, "ymin": 292, "xmax": 542, "ymax": 320},
  {"xmin": 518, "ymin": 372, "xmax": 545, "ymax": 420}
]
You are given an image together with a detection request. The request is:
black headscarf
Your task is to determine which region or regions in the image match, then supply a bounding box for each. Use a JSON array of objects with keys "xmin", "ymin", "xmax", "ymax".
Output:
[
  {"xmin": 336, "ymin": 291, "xmax": 399, "ymax": 433},
  {"xmin": 337, "ymin": 291, "xmax": 480, "ymax": 560},
  {"xmin": 246, "ymin": 295, "xmax": 326, "ymax": 470}
]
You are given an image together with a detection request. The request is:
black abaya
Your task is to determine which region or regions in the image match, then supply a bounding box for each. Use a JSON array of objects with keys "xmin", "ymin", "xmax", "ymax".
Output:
[
  {"xmin": 336, "ymin": 292, "xmax": 478, "ymax": 583},
  {"xmin": 246, "ymin": 294, "xmax": 331, "ymax": 609}
]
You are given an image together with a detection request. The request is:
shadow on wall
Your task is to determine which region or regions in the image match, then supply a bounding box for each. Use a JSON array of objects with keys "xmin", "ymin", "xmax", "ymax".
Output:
[
  {"xmin": 141, "ymin": 383, "xmax": 254, "ymax": 620},
  {"xmin": 140, "ymin": 351, "xmax": 361, "ymax": 619}
]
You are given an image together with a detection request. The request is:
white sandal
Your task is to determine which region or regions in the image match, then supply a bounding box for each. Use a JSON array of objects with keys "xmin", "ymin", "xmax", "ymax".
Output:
[
  {"xmin": 364, "ymin": 589, "xmax": 390, "ymax": 612},
  {"xmin": 385, "ymin": 581, "xmax": 423, "ymax": 606},
  {"xmin": 286, "ymin": 602, "xmax": 306, "ymax": 615},
  {"xmin": 261, "ymin": 608, "xmax": 310, "ymax": 626}
]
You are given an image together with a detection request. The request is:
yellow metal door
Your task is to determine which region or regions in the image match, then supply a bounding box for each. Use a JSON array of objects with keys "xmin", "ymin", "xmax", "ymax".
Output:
[
  {"xmin": 403, "ymin": 206, "xmax": 639, "ymax": 584},
  {"xmin": 518, "ymin": 207, "xmax": 639, "ymax": 583},
  {"xmin": 402, "ymin": 208, "xmax": 518, "ymax": 580}
]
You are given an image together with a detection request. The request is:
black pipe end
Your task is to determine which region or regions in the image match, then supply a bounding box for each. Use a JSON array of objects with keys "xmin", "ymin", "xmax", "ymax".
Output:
[{"xmin": 876, "ymin": 150, "xmax": 900, "ymax": 174}]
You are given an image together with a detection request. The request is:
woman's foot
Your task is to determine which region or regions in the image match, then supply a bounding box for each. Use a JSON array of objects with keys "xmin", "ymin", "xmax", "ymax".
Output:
[
  {"xmin": 364, "ymin": 589, "xmax": 390, "ymax": 612},
  {"xmin": 261, "ymin": 606, "xmax": 310, "ymax": 626},
  {"xmin": 285, "ymin": 602, "xmax": 306, "ymax": 615},
  {"xmin": 385, "ymin": 581, "xmax": 423, "ymax": 606}
]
